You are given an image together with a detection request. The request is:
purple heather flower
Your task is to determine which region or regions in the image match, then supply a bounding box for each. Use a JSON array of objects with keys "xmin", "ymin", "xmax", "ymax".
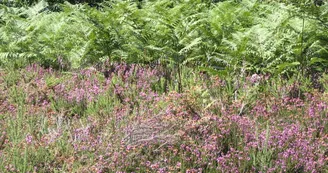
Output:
[
  {"xmin": 25, "ymin": 134, "xmax": 33, "ymax": 144},
  {"xmin": 250, "ymin": 74, "xmax": 261, "ymax": 83}
]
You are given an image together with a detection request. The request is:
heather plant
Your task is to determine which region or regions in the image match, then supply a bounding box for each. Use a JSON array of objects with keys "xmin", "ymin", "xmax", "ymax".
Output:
[{"xmin": 0, "ymin": 65, "xmax": 328, "ymax": 172}]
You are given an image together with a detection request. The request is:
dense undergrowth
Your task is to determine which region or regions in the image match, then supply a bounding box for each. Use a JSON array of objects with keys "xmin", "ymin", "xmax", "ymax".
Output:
[
  {"xmin": 1, "ymin": 0, "xmax": 328, "ymax": 172},
  {"xmin": 0, "ymin": 64, "xmax": 328, "ymax": 172},
  {"xmin": 1, "ymin": 0, "xmax": 328, "ymax": 75}
]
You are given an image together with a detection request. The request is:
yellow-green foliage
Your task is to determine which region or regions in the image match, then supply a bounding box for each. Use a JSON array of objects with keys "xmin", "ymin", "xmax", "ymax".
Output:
[{"xmin": 1, "ymin": 0, "xmax": 328, "ymax": 75}]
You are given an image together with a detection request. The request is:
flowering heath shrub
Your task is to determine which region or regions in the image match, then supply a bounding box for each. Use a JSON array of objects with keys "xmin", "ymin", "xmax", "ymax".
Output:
[{"xmin": 0, "ymin": 64, "xmax": 327, "ymax": 172}]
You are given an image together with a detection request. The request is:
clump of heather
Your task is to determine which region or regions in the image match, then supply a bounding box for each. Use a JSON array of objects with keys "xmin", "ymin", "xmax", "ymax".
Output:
[{"xmin": 0, "ymin": 64, "xmax": 328, "ymax": 172}]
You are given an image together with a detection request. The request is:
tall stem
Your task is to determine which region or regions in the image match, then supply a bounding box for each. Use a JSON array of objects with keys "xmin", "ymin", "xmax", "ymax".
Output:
[
  {"xmin": 178, "ymin": 64, "xmax": 182, "ymax": 93},
  {"xmin": 300, "ymin": 16, "xmax": 305, "ymax": 75}
]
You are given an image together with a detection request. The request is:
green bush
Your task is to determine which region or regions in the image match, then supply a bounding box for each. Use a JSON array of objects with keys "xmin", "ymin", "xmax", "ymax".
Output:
[{"xmin": 1, "ymin": 0, "xmax": 328, "ymax": 76}]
